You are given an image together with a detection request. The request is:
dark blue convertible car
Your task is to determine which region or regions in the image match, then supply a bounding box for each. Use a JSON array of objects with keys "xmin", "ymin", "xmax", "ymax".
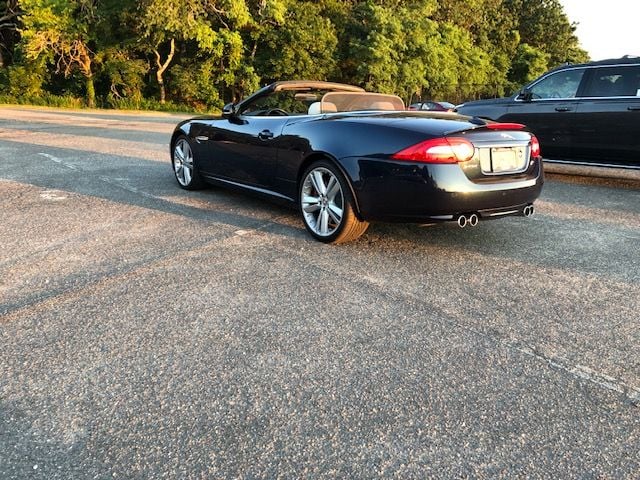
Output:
[{"xmin": 171, "ymin": 81, "xmax": 543, "ymax": 243}]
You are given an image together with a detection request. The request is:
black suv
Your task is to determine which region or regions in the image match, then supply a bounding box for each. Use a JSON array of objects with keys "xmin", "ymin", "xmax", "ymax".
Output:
[{"xmin": 456, "ymin": 57, "xmax": 640, "ymax": 168}]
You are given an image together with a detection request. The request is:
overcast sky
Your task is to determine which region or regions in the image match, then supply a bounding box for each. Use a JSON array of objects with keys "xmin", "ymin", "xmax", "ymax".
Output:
[{"xmin": 559, "ymin": 0, "xmax": 640, "ymax": 60}]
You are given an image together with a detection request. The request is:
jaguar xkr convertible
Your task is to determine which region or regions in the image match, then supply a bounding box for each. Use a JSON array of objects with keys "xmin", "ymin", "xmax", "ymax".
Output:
[{"xmin": 171, "ymin": 81, "xmax": 543, "ymax": 243}]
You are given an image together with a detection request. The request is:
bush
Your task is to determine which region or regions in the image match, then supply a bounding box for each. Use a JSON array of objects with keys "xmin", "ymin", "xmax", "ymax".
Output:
[
  {"xmin": 168, "ymin": 60, "xmax": 223, "ymax": 111},
  {"xmin": 98, "ymin": 49, "xmax": 148, "ymax": 109},
  {"xmin": 7, "ymin": 64, "xmax": 46, "ymax": 97},
  {"xmin": 0, "ymin": 92, "xmax": 84, "ymax": 108}
]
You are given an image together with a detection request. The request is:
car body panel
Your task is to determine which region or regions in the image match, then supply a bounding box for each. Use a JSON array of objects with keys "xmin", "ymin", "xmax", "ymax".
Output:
[
  {"xmin": 572, "ymin": 97, "xmax": 640, "ymax": 165},
  {"xmin": 502, "ymin": 99, "xmax": 578, "ymax": 160},
  {"xmin": 171, "ymin": 81, "xmax": 543, "ymax": 225},
  {"xmin": 455, "ymin": 58, "xmax": 640, "ymax": 168}
]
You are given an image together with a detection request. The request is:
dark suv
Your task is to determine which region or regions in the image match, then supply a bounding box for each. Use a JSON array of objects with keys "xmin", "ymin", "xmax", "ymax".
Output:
[{"xmin": 456, "ymin": 57, "xmax": 640, "ymax": 168}]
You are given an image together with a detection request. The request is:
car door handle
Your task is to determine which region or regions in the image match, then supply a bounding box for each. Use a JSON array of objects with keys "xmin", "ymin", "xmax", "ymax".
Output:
[
  {"xmin": 258, "ymin": 130, "xmax": 274, "ymax": 140},
  {"xmin": 628, "ymin": 106, "xmax": 640, "ymax": 111},
  {"xmin": 554, "ymin": 107, "xmax": 572, "ymax": 112}
]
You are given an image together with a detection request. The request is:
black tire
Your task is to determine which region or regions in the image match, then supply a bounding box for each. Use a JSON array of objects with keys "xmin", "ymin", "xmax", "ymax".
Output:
[
  {"xmin": 299, "ymin": 159, "xmax": 369, "ymax": 244},
  {"xmin": 171, "ymin": 135, "xmax": 205, "ymax": 190}
]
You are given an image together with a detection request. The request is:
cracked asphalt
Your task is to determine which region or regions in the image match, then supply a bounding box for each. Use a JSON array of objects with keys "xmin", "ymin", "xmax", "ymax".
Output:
[{"xmin": 0, "ymin": 106, "xmax": 639, "ymax": 479}]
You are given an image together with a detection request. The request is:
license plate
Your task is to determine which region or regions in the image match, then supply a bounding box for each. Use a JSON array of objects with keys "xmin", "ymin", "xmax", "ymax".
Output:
[{"xmin": 491, "ymin": 147, "xmax": 524, "ymax": 173}]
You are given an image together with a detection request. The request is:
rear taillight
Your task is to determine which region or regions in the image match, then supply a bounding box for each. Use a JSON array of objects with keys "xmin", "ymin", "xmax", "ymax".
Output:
[
  {"xmin": 530, "ymin": 135, "xmax": 541, "ymax": 158},
  {"xmin": 391, "ymin": 137, "xmax": 475, "ymax": 164}
]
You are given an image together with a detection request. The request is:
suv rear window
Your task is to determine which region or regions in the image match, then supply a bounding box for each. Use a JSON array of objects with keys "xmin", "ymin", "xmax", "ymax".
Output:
[{"xmin": 583, "ymin": 66, "xmax": 640, "ymax": 97}]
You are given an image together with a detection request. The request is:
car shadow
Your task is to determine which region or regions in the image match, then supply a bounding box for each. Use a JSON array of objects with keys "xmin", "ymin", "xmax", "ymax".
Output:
[
  {"xmin": 0, "ymin": 141, "xmax": 306, "ymax": 240},
  {"xmin": 2, "ymin": 141, "xmax": 637, "ymax": 284}
]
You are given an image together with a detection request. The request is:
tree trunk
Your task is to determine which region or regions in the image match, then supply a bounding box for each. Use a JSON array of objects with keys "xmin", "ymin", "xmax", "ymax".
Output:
[
  {"xmin": 85, "ymin": 75, "xmax": 95, "ymax": 108},
  {"xmin": 156, "ymin": 70, "xmax": 166, "ymax": 104},
  {"xmin": 154, "ymin": 38, "xmax": 175, "ymax": 105}
]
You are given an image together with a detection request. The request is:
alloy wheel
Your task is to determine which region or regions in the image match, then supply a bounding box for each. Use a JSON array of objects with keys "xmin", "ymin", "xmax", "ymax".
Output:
[
  {"xmin": 173, "ymin": 138, "xmax": 194, "ymax": 187},
  {"xmin": 301, "ymin": 167, "xmax": 344, "ymax": 237}
]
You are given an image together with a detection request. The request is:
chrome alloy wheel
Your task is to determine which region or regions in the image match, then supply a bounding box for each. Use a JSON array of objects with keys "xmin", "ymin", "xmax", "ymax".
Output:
[
  {"xmin": 173, "ymin": 138, "xmax": 194, "ymax": 187},
  {"xmin": 301, "ymin": 167, "xmax": 344, "ymax": 237}
]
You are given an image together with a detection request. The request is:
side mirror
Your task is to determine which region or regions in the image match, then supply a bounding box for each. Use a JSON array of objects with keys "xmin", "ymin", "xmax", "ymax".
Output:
[
  {"xmin": 222, "ymin": 102, "xmax": 236, "ymax": 118},
  {"xmin": 517, "ymin": 88, "xmax": 533, "ymax": 102}
]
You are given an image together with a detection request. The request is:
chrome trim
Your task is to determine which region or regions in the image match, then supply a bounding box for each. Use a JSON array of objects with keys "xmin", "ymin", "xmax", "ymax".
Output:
[
  {"xmin": 484, "ymin": 209, "xmax": 520, "ymax": 217},
  {"xmin": 202, "ymin": 175, "xmax": 294, "ymax": 201},
  {"xmin": 576, "ymin": 96, "xmax": 640, "ymax": 100},
  {"xmin": 474, "ymin": 141, "xmax": 531, "ymax": 175},
  {"xmin": 514, "ymin": 63, "xmax": 640, "ymax": 102},
  {"xmin": 544, "ymin": 158, "xmax": 640, "ymax": 171},
  {"xmin": 515, "ymin": 95, "xmax": 640, "ymax": 102}
]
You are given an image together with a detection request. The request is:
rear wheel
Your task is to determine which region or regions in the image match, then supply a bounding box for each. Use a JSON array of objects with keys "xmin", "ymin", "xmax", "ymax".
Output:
[
  {"xmin": 299, "ymin": 160, "xmax": 369, "ymax": 244},
  {"xmin": 172, "ymin": 136, "xmax": 205, "ymax": 190}
]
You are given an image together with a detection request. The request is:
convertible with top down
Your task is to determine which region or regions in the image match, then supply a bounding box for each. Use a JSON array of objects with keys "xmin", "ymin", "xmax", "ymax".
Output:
[{"xmin": 171, "ymin": 81, "xmax": 543, "ymax": 243}]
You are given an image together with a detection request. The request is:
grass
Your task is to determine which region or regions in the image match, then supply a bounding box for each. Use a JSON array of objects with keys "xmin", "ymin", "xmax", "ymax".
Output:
[{"xmin": 0, "ymin": 93, "xmax": 218, "ymax": 115}]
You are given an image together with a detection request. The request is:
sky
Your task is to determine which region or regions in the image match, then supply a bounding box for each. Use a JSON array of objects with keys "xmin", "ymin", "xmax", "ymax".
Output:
[{"xmin": 559, "ymin": 0, "xmax": 640, "ymax": 60}]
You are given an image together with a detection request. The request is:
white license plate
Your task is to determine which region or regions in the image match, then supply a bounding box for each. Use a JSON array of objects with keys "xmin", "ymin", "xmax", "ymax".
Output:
[{"xmin": 491, "ymin": 147, "xmax": 524, "ymax": 173}]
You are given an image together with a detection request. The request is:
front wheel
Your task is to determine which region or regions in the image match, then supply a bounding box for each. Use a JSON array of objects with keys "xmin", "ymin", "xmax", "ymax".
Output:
[
  {"xmin": 172, "ymin": 136, "xmax": 205, "ymax": 190},
  {"xmin": 299, "ymin": 160, "xmax": 369, "ymax": 244}
]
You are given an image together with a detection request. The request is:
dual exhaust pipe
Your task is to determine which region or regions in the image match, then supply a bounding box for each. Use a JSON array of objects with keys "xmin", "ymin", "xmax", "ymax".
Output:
[
  {"xmin": 456, "ymin": 204, "xmax": 535, "ymax": 228},
  {"xmin": 457, "ymin": 213, "xmax": 479, "ymax": 228},
  {"xmin": 522, "ymin": 204, "xmax": 535, "ymax": 217}
]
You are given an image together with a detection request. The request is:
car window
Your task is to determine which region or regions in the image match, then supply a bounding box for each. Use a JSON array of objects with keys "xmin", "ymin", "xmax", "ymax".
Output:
[
  {"xmin": 530, "ymin": 68, "xmax": 585, "ymax": 99},
  {"xmin": 583, "ymin": 66, "xmax": 640, "ymax": 97}
]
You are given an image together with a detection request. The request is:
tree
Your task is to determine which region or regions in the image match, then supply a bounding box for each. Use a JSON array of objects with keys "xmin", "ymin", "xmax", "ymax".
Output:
[
  {"xmin": 433, "ymin": 0, "xmax": 520, "ymax": 98},
  {"xmin": 252, "ymin": 0, "xmax": 338, "ymax": 83},
  {"xmin": 20, "ymin": 0, "xmax": 99, "ymax": 106},
  {"xmin": 137, "ymin": 0, "xmax": 252, "ymax": 104},
  {"xmin": 508, "ymin": 43, "xmax": 550, "ymax": 88},
  {"xmin": 0, "ymin": 0, "xmax": 20, "ymax": 67},
  {"xmin": 506, "ymin": 0, "xmax": 588, "ymax": 66}
]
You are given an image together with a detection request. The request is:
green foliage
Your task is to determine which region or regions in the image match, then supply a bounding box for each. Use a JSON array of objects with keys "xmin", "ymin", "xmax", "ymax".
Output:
[
  {"xmin": 0, "ymin": 91, "xmax": 83, "ymax": 108},
  {"xmin": 168, "ymin": 58, "xmax": 223, "ymax": 109},
  {"xmin": 254, "ymin": 1, "xmax": 338, "ymax": 82},
  {"xmin": 508, "ymin": 43, "xmax": 551, "ymax": 89},
  {"xmin": 1, "ymin": 0, "xmax": 593, "ymax": 111},
  {"xmin": 505, "ymin": 0, "xmax": 588, "ymax": 66},
  {"xmin": 6, "ymin": 62, "xmax": 44, "ymax": 96},
  {"xmin": 18, "ymin": 0, "xmax": 101, "ymax": 106},
  {"xmin": 98, "ymin": 48, "xmax": 147, "ymax": 108}
]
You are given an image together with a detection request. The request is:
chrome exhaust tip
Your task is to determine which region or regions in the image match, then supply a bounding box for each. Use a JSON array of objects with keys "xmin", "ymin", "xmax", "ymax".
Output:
[
  {"xmin": 457, "ymin": 215, "xmax": 468, "ymax": 228},
  {"xmin": 523, "ymin": 205, "xmax": 535, "ymax": 217},
  {"xmin": 468, "ymin": 213, "xmax": 479, "ymax": 227}
]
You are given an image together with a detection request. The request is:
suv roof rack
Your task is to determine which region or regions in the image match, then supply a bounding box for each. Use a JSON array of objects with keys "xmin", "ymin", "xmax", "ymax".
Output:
[{"xmin": 546, "ymin": 56, "xmax": 639, "ymax": 73}]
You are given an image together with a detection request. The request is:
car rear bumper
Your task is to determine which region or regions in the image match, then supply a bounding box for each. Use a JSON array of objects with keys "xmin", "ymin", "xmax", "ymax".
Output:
[{"xmin": 340, "ymin": 157, "xmax": 544, "ymax": 223}]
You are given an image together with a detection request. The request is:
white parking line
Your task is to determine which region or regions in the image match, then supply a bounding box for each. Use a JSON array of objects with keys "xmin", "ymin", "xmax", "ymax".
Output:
[{"xmin": 38, "ymin": 152, "xmax": 160, "ymax": 200}]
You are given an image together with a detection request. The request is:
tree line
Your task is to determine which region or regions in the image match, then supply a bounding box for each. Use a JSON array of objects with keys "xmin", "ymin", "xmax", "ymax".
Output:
[{"xmin": 0, "ymin": 0, "xmax": 588, "ymax": 111}]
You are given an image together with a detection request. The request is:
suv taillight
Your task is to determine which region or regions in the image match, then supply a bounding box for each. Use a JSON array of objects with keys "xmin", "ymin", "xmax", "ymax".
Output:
[{"xmin": 530, "ymin": 135, "xmax": 541, "ymax": 158}]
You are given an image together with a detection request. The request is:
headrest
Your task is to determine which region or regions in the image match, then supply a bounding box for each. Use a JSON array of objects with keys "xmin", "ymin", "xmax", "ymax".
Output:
[
  {"xmin": 308, "ymin": 101, "xmax": 338, "ymax": 115},
  {"xmin": 370, "ymin": 101, "xmax": 397, "ymax": 111}
]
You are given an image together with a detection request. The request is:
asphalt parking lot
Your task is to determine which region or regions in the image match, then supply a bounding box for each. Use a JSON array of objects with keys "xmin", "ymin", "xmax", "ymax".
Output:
[{"xmin": 1, "ymin": 106, "xmax": 639, "ymax": 478}]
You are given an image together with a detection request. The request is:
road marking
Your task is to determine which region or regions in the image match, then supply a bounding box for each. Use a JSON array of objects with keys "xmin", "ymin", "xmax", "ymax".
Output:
[
  {"xmin": 516, "ymin": 345, "xmax": 640, "ymax": 404},
  {"xmin": 280, "ymin": 243, "xmax": 640, "ymax": 406},
  {"xmin": 1, "ymin": 129, "xmax": 166, "ymax": 162},
  {"xmin": 39, "ymin": 190, "xmax": 67, "ymax": 201},
  {"xmin": 38, "ymin": 152, "xmax": 160, "ymax": 200}
]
